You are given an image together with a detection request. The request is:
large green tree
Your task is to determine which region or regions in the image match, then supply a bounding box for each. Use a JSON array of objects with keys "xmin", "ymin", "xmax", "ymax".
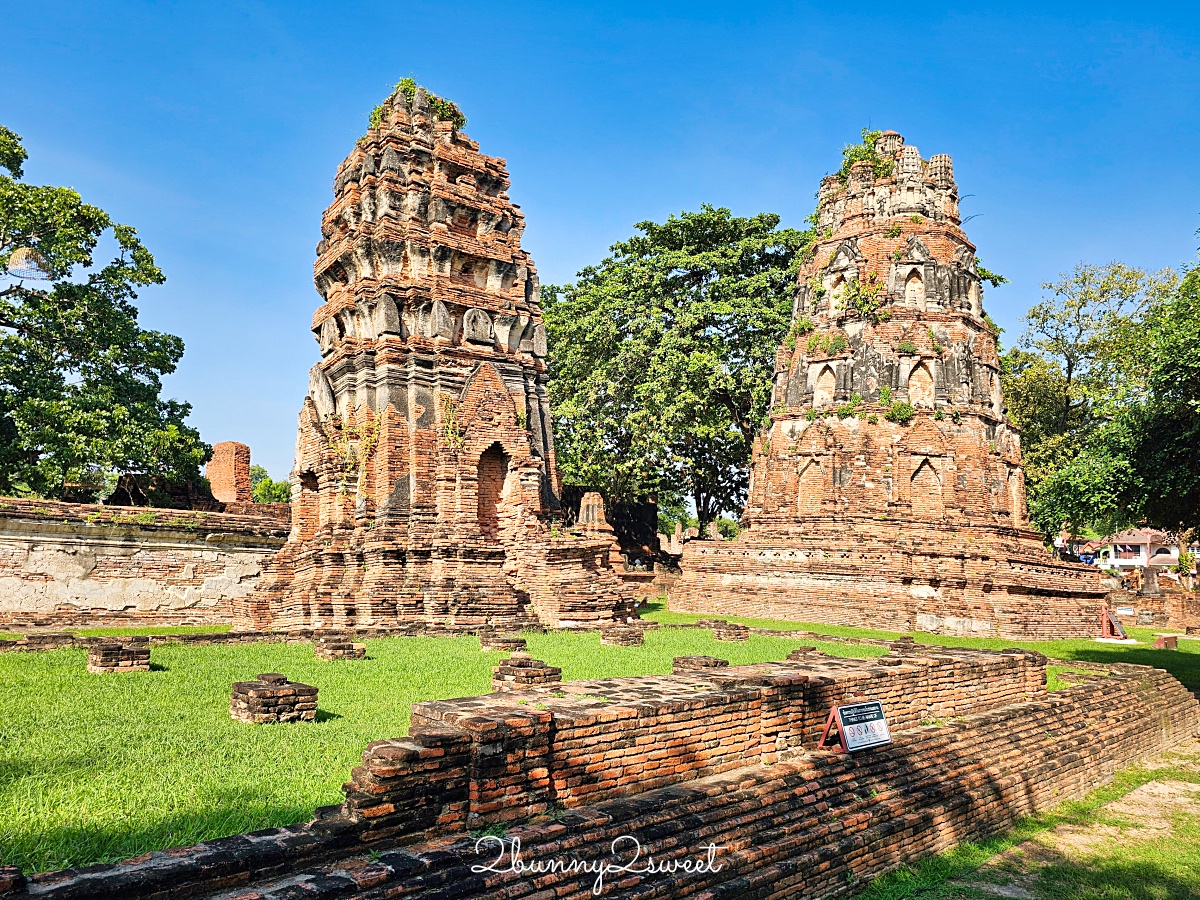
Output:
[
  {"xmin": 1011, "ymin": 257, "xmax": 1200, "ymax": 537},
  {"xmin": 1001, "ymin": 262, "xmax": 1174, "ymax": 536},
  {"xmin": 544, "ymin": 205, "xmax": 810, "ymax": 529},
  {"xmin": 0, "ymin": 126, "xmax": 208, "ymax": 500}
]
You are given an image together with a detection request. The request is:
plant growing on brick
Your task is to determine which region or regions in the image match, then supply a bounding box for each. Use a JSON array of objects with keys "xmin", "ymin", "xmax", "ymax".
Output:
[{"xmin": 885, "ymin": 401, "xmax": 916, "ymax": 424}]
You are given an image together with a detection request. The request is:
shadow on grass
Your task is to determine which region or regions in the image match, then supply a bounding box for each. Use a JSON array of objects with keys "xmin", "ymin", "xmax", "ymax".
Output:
[
  {"xmin": 148, "ymin": 662, "xmax": 169, "ymax": 672},
  {"xmin": 1033, "ymin": 857, "xmax": 1200, "ymax": 900},
  {"xmin": 313, "ymin": 710, "xmax": 342, "ymax": 723},
  {"xmin": 2, "ymin": 798, "xmax": 316, "ymax": 874}
]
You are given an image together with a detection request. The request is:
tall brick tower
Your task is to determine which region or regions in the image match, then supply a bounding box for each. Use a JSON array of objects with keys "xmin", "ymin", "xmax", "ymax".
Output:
[
  {"xmin": 234, "ymin": 84, "xmax": 633, "ymax": 631},
  {"xmin": 672, "ymin": 131, "xmax": 1104, "ymax": 639}
]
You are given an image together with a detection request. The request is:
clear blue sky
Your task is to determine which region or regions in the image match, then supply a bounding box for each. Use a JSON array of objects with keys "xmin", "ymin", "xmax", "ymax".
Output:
[{"xmin": 5, "ymin": 1, "xmax": 1198, "ymax": 478}]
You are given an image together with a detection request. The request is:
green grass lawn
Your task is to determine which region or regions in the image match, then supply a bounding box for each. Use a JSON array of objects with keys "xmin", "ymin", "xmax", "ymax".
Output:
[
  {"xmin": 4, "ymin": 608, "xmax": 1197, "ymax": 878},
  {"xmin": 645, "ymin": 601, "xmax": 1200, "ymax": 692},
  {"xmin": 0, "ymin": 626, "xmax": 846, "ymax": 874}
]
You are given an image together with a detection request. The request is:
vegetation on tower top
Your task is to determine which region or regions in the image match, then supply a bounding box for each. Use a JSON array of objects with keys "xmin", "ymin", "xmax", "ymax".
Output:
[
  {"xmin": 367, "ymin": 78, "xmax": 467, "ymax": 133},
  {"xmin": 835, "ymin": 128, "xmax": 895, "ymax": 183}
]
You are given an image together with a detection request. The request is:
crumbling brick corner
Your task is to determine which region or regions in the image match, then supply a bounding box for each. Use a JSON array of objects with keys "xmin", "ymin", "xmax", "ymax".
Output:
[{"xmin": 206, "ymin": 441, "xmax": 252, "ymax": 504}]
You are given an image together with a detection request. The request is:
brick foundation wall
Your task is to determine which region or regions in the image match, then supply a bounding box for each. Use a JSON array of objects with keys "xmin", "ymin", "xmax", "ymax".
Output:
[
  {"xmin": 5, "ymin": 648, "xmax": 1194, "ymax": 899},
  {"xmin": 0, "ymin": 499, "xmax": 288, "ymax": 628}
]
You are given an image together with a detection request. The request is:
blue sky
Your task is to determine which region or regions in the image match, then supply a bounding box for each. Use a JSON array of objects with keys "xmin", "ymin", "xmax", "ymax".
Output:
[{"xmin": 4, "ymin": 1, "xmax": 1198, "ymax": 478}]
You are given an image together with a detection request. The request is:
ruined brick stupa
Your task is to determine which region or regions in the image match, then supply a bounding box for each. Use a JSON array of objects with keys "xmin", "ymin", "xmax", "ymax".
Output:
[
  {"xmin": 234, "ymin": 84, "xmax": 634, "ymax": 631},
  {"xmin": 672, "ymin": 131, "xmax": 1104, "ymax": 639}
]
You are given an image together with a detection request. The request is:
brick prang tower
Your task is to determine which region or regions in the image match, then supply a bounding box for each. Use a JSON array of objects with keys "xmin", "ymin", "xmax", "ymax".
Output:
[
  {"xmin": 235, "ymin": 85, "xmax": 634, "ymax": 632},
  {"xmin": 672, "ymin": 131, "xmax": 1105, "ymax": 640}
]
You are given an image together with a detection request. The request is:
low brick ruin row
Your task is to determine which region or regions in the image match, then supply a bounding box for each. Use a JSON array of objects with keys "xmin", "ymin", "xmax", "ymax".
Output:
[
  {"xmin": 229, "ymin": 673, "xmax": 318, "ymax": 724},
  {"xmin": 599, "ymin": 624, "xmax": 644, "ymax": 645},
  {"xmin": 6, "ymin": 647, "xmax": 1195, "ymax": 899}
]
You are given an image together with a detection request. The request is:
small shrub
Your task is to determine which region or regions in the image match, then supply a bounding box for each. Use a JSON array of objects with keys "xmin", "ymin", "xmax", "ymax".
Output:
[
  {"xmin": 885, "ymin": 224, "xmax": 902, "ymax": 238},
  {"xmin": 805, "ymin": 409, "xmax": 817, "ymax": 421},
  {"xmin": 836, "ymin": 393, "xmax": 863, "ymax": 419},
  {"xmin": 897, "ymin": 341, "xmax": 917, "ymax": 355},
  {"xmin": 951, "ymin": 410, "xmax": 962, "ymax": 424},
  {"xmin": 867, "ymin": 414, "xmax": 878, "ymax": 424},
  {"xmin": 783, "ymin": 317, "xmax": 815, "ymax": 351},
  {"xmin": 910, "ymin": 215, "xmax": 924, "ymax": 224},
  {"xmin": 933, "ymin": 408, "xmax": 945, "ymax": 421},
  {"xmin": 885, "ymin": 402, "xmax": 915, "ymax": 424},
  {"xmin": 878, "ymin": 385, "xmax": 892, "ymax": 404}
]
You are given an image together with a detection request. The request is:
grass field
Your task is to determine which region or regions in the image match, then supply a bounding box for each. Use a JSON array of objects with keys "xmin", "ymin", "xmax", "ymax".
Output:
[
  {"xmin": 2, "ymin": 608, "xmax": 1197, "ymax": 877},
  {"xmin": 0, "ymin": 626, "xmax": 847, "ymax": 873}
]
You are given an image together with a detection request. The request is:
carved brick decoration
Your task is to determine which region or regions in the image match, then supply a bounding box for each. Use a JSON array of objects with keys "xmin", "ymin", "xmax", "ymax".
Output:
[
  {"xmin": 234, "ymin": 86, "xmax": 634, "ymax": 632},
  {"xmin": 206, "ymin": 442, "xmax": 252, "ymax": 503},
  {"xmin": 673, "ymin": 132, "xmax": 1105, "ymax": 640},
  {"xmin": 86, "ymin": 639, "xmax": 150, "ymax": 673},
  {"xmin": 230, "ymin": 673, "xmax": 318, "ymax": 723}
]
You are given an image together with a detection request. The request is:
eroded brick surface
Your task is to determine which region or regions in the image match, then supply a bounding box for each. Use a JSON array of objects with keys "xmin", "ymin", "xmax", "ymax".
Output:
[
  {"xmin": 235, "ymin": 87, "xmax": 633, "ymax": 633},
  {"xmin": 0, "ymin": 499, "xmax": 288, "ymax": 628},
  {"xmin": 673, "ymin": 132, "xmax": 1105, "ymax": 639}
]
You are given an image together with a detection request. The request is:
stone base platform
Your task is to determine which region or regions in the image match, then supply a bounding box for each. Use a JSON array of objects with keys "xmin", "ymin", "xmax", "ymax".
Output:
[
  {"xmin": 230, "ymin": 673, "xmax": 318, "ymax": 724},
  {"xmin": 673, "ymin": 519, "xmax": 1107, "ymax": 640}
]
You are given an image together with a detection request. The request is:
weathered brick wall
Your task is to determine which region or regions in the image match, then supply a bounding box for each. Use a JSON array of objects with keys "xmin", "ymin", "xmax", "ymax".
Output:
[
  {"xmin": 0, "ymin": 499, "xmax": 288, "ymax": 628},
  {"xmin": 6, "ymin": 649, "xmax": 1194, "ymax": 900}
]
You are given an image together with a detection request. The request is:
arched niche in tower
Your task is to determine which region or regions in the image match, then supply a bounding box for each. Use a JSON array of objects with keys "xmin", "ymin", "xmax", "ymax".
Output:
[
  {"xmin": 904, "ymin": 269, "xmax": 925, "ymax": 307},
  {"xmin": 813, "ymin": 364, "xmax": 836, "ymax": 407},
  {"xmin": 477, "ymin": 441, "xmax": 511, "ymax": 542},
  {"xmin": 797, "ymin": 458, "xmax": 825, "ymax": 516},
  {"xmin": 908, "ymin": 361, "xmax": 934, "ymax": 407},
  {"xmin": 910, "ymin": 457, "xmax": 944, "ymax": 520},
  {"xmin": 829, "ymin": 274, "xmax": 846, "ymax": 312}
]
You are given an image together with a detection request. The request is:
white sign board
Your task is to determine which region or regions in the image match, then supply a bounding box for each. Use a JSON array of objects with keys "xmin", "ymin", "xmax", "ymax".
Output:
[{"xmin": 836, "ymin": 701, "xmax": 892, "ymax": 751}]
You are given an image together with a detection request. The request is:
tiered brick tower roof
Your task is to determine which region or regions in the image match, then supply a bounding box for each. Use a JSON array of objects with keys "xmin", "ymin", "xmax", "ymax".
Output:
[
  {"xmin": 671, "ymin": 131, "xmax": 1104, "ymax": 639},
  {"xmin": 235, "ymin": 85, "xmax": 633, "ymax": 631}
]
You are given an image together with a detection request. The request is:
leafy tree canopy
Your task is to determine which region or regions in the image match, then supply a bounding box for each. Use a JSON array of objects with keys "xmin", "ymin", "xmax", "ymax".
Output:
[
  {"xmin": 250, "ymin": 464, "xmax": 291, "ymax": 504},
  {"xmin": 544, "ymin": 205, "xmax": 811, "ymax": 529},
  {"xmin": 1006, "ymin": 259, "xmax": 1199, "ymax": 537},
  {"xmin": 0, "ymin": 126, "xmax": 208, "ymax": 500}
]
